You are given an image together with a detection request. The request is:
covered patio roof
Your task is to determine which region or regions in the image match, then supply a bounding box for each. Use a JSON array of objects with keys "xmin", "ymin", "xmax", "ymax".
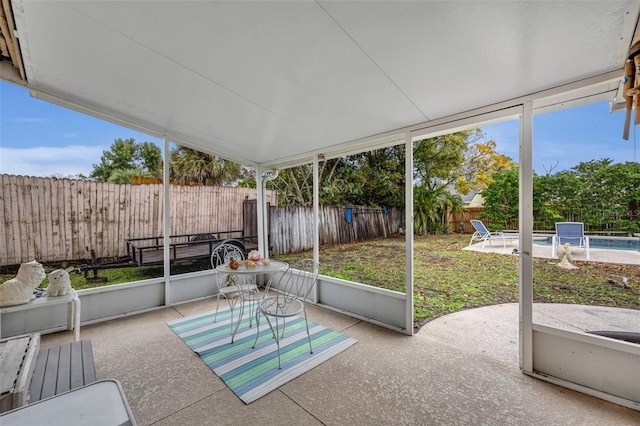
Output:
[{"xmin": 2, "ymin": 1, "xmax": 638, "ymax": 167}]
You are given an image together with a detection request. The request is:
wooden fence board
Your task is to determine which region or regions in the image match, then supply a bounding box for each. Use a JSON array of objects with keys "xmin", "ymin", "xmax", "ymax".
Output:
[
  {"xmin": 51, "ymin": 179, "xmax": 62, "ymax": 259},
  {"xmin": 0, "ymin": 175, "xmax": 8, "ymax": 264},
  {"xmin": 19, "ymin": 175, "xmax": 33, "ymax": 260},
  {"xmin": 7, "ymin": 176, "xmax": 19, "ymax": 261},
  {"xmin": 61, "ymin": 179, "xmax": 70, "ymax": 259},
  {"xmin": 28, "ymin": 177, "xmax": 40, "ymax": 260}
]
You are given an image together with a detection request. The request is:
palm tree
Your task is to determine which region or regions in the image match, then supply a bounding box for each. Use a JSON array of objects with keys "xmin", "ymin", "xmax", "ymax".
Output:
[
  {"xmin": 169, "ymin": 147, "xmax": 242, "ymax": 185},
  {"xmin": 414, "ymin": 184, "xmax": 463, "ymax": 234}
]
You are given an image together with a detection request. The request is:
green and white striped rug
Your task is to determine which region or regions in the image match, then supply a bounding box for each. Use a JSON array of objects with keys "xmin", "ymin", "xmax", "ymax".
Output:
[{"xmin": 168, "ymin": 303, "xmax": 357, "ymax": 404}]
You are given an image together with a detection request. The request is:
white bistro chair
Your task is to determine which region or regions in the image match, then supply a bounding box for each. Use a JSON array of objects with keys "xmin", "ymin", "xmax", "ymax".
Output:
[
  {"xmin": 210, "ymin": 241, "xmax": 256, "ymax": 335},
  {"xmin": 252, "ymin": 259, "xmax": 319, "ymax": 369}
]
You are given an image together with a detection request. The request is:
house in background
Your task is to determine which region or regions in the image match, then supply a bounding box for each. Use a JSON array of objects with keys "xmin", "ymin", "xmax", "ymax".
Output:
[
  {"xmin": 447, "ymin": 185, "xmax": 485, "ymax": 233},
  {"xmin": 462, "ymin": 190, "xmax": 484, "ymax": 208}
]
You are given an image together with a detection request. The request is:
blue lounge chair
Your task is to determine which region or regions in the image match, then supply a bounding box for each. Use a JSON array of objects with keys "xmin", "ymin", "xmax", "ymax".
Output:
[
  {"xmin": 552, "ymin": 222, "xmax": 590, "ymax": 260},
  {"xmin": 469, "ymin": 220, "xmax": 511, "ymax": 248}
]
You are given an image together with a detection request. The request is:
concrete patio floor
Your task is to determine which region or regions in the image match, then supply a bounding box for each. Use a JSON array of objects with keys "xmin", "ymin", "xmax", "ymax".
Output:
[{"xmin": 39, "ymin": 298, "xmax": 640, "ymax": 425}]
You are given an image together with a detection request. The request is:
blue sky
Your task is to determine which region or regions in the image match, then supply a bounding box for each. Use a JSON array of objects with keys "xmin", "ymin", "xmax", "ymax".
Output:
[
  {"xmin": 483, "ymin": 101, "xmax": 638, "ymax": 174},
  {"xmin": 0, "ymin": 82, "xmax": 163, "ymax": 177},
  {"xmin": 1, "ymin": 80, "xmax": 638, "ymax": 177}
]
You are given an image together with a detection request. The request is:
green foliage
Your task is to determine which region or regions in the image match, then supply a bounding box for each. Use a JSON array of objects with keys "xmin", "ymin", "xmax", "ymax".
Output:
[
  {"xmin": 480, "ymin": 167, "xmax": 519, "ymax": 230},
  {"xmin": 107, "ymin": 168, "xmax": 152, "ymax": 184},
  {"xmin": 351, "ymin": 147, "xmax": 406, "ymax": 207},
  {"xmin": 91, "ymin": 138, "xmax": 162, "ymax": 181},
  {"xmin": 138, "ymin": 142, "xmax": 163, "ymax": 178},
  {"xmin": 267, "ymin": 152, "xmax": 403, "ymax": 207},
  {"xmin": 92, "ymin": 139, "xmax": 245, "ymax": 186},
  {"xmin": 237, "ymin": 168, "xmax": 257, "ymax": 189},
  {"xmin": 481, "ymin": 159, "xmax": 640, "ymax": 232},
  {"xmin": 169, "ymin": 147, "xmax": 242, "ymax": 185},
  {"xmin": 414, "ymin": 185, "xmax": 463, "ymax": 234},
  {"xmin": 456, "ymin": 136, "xmax": 516, "ymax": 194},
  {"xmin": 268, "ymin": 130, "xmax": 507, "ymax": 232},
  {"xmin": 413, "ymin": 132, "xmax": 468, "ymax": 189}
]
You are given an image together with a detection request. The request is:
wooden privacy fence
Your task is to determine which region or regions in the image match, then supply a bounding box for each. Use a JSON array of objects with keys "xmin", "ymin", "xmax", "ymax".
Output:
[
  {"xmin": 268, "ymin": 205, "xmax": 402, "ymax": 255},
  {"xmin": 449, "ymin": 208, "xmax": 485, "ymax": 233},
  {"xmin": 0, "ymin": 175, "xmax": 276, "ymax": 266}
]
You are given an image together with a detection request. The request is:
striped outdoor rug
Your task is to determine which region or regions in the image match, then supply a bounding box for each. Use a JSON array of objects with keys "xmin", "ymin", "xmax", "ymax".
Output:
[{"xmin": 167, "ymin": 303, "xmax": 357, "ymax": 403}]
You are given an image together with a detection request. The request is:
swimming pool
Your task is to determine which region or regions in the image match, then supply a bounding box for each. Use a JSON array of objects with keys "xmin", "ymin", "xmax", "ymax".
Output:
[{"xmin": 533, "ymin": 236, "xmax": 640, "ymax": 252}]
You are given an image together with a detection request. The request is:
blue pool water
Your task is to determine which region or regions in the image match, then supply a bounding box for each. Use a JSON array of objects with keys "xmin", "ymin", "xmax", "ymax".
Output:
[{"xmin": 534, "ymin": 236, "xmax": 640, "ymax": 252}]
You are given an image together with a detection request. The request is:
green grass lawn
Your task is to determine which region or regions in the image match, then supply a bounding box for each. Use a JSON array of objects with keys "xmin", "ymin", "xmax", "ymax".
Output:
[
  {"xmin": 273, "ymin": 234, "xmax": 640, "ymax": 329},
  {"xmin": 2, "ymin": 234, "xmax": 638, "ymax": 329}
]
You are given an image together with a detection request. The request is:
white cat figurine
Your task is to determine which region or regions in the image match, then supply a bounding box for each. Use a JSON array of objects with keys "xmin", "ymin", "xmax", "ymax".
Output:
[
  {"xmin": 0, "ymin": 260, "xmax": 47, "ymax": 307},
  {"xmin": 47, "ymin": 269, "xmax": 72, "ymax": 296}
]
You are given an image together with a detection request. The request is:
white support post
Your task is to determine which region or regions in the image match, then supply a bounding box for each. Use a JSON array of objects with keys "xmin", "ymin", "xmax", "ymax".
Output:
[
  {"xmin": 256, "ymin": 166, "xmax": 266, "ymax": 257},
  {"xmin": 163, "ymin": 136, "xmax": 171, "ymax": 305},
  {"xmin": 258, "ymin": 168, "xmax": 278, "ymax": 259},
  {"xmin": 519, "ymin": 102, "xmax": 534, "ymax": 373},
  {"xmin": 404, "ymin": 133, "xmax": 414, "ymax": 336},
  {"xmin": 313, "ymin": 154, "xmax": 320, "ymax": 300}
]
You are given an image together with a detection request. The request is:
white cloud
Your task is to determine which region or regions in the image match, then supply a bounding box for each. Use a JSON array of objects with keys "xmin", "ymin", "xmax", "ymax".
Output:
[
  {"xmin": 0, "ymin": 145, "xmax": 103, "ymax": 177},
  {"xmin": 12, "ymin": 117, "xmax": 54, "ymax": 124}
]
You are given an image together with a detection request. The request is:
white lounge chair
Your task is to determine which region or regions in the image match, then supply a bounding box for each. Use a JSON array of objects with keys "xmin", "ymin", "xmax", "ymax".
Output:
[{"xmin": 469, "ymin": 220, "xmax": 513, "ymax": 248}]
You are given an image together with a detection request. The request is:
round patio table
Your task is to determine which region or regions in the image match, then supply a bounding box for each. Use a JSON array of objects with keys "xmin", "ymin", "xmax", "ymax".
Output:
[{"xmin": 215, "ymin": 260, "xmax": 289, "ymax": 342}]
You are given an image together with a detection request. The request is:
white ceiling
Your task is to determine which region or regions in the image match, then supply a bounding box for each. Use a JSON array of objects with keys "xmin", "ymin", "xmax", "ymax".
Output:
[{"xmin": 9, "ymin": 0, "xmax": 640, "ymax": 168}]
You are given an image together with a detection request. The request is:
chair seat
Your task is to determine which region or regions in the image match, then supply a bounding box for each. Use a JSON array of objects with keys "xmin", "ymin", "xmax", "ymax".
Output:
[
  {"xmin": 219, "ymin": 283, "xmax": 254, "ymax": 297},
  {"xmin": 259, "ymin": 297, "xmax": 303, "ymax": 317}
]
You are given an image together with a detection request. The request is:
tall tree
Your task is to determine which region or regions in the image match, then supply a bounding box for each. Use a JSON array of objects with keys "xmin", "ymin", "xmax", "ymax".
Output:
[
  {"xmin": 138, "ymin": 142, "xmax": 163, "ymax": 178},
  {"xmin": 456, "ymin": 136, "xmax": 516, "ymax": 194},
  {"xmin": 413, "ymin": 132, "xmax": 468, "ymax": 189},
  {"xmin": 479, "ymin": 167, "xmax": 520, "ymax": 230},
  {"xmin": 169, "ymin": 147, "xmax": 242, "ymax": 185},
  {"xmin": 91, "ymin": 138, "xmax": 162, "ymax": 181}
]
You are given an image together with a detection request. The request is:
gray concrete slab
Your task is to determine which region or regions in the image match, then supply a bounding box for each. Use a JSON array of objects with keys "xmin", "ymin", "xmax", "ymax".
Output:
[
  {"xmin": 421, "ymin": 303, "xmax": 640, "ymax": 366},
  {"xmin": 39, "ymin": 299, "xmax": 640, "ymax": 425}
]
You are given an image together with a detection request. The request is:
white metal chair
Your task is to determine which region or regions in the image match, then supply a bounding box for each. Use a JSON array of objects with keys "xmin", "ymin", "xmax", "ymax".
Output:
[
  {"xmin": 210, "ymin": 241, "xmax": 255, "ymax": 333},
  {"xmin": 252, "ymin": 259, "xmax": 319, "ymax": 369},
  {"xmin": 552, "ymin": 222, "xmax": 590, "ymax": 260}
]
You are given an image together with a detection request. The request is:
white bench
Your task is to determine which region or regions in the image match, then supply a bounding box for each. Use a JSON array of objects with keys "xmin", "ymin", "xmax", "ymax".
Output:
[
  {"xmin": 0, "ymin": 334, "xmax": 40, "ymax": 412},
  {"xmin": 29, "ymin": 339, "xmax": 96, "ymax": 403},
  {"xmin": 0, "ymin": 334, "xmax": 96, "ymax": 413},
  {"xmin": 0, "ymin": 289, "xmax": 80, "ymax": 341}
]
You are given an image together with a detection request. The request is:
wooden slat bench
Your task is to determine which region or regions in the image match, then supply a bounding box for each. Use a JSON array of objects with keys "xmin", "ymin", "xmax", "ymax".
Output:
[
  {"xmin": 28, "ymin": 340, "xmax": 96, "ymax": 402},
  {"xmin": 0, "ymin": 334, "xmax": 40, "ymax": 412}
]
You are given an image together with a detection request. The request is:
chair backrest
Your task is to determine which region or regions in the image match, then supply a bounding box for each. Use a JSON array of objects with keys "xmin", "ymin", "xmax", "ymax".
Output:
[
  {"xmin": 470, "ymin": 220, "xmax": 489, "ymax": 236},
  {"xmin": 273, "ymin": 259, "xmax": 319, "ymax": 304},
  {"xmin": 555, "ymin": 222, "xmax": 584, "ymax": 245},
  {"xmin": 210, "ymin": 240, "xmax": 246, "ymax": 268},
  {"xmin": 211, "ymin": 241, "xmax": 247, "ymax": 289}
]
